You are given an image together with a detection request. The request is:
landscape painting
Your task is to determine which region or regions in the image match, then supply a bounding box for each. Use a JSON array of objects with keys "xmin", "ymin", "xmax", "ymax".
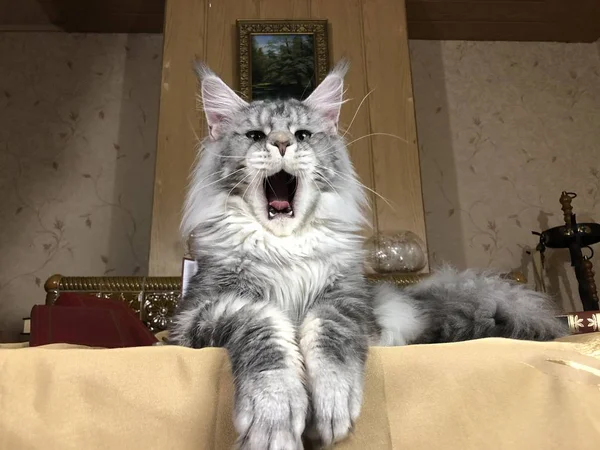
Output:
[
  {"xmin": 250, "ymin": 34, "xmax": 315, "ymax": 100},
  {"xmin": 237, "ymin": 20, "xmax": 329, "ymax": 101}
]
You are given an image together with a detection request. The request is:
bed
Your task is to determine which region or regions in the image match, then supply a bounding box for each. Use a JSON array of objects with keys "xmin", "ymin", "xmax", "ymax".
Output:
[{"xmin": 1, "ymin": 271, "xmax": 598, "ymax": 450}]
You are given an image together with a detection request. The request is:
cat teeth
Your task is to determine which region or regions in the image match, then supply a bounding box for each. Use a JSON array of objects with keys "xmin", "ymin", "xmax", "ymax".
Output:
[{"xmin": 268, "ymin": 206, "xmax": 294, "ymax": 219}]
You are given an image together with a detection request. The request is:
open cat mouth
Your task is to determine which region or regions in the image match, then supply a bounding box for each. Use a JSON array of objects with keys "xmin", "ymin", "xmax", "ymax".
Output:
[{"xmin": 264, "ymin": 171, "xmax": 297, "ymax": 219}]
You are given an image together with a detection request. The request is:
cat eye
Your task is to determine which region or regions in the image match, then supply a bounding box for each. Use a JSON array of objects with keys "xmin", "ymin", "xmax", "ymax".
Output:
[
  {"xmin": 294, "ymin": 130, "xmax": 312, "ymax": 142},
  {"xmin": 246, "ymin": 130, "xmax": 266, "ymax": 141}
]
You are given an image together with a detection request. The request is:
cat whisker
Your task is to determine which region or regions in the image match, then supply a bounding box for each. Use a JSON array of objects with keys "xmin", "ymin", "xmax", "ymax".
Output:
[
  {"xmin": 225, "ymin": 173, "xmax": 253, "ymax": 209},
  {"xmin": 301, "ymin": 172, "xmax": 323, "ymax": 198},
  {"xmin": 196, "ymin": 167, "xmax": 247, "ymax": 191},
  {"xmin": 318, "ymin": 132, "xmax": 411, "ymax": 158},
  {"xmin": 265, "ymin": 173, "xmax": 275, "ymax": 198},
  {"xmin": 187, "ymin": 115, "xmax": 201, "ymax": 143},
  {"xmin": 200, "ymin": 146, "xmax": 247, "ymax": 159},
  {"xmin": 317, "ymin": 165, "xmax": 396, "ymax": 213},
  {"xmin": 242, "ymin": 170, "xmax": 262, "ymax": 204},
  {"xmin": 339, "ymin": 89, "xmax": 375, "ymax": 139},
  {"xmin": 313, "ymin": 170, "xmax": 340, "ymax": 197}
]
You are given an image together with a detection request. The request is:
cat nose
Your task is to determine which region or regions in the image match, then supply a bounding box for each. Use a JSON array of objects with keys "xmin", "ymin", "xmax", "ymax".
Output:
[
  {"xmin": 274, "ymin": 140, "xmax": 290, "ymax": 156},
  {"xmin": 268, "ymin": 132, "xmax": 292, "ymax": 156}
]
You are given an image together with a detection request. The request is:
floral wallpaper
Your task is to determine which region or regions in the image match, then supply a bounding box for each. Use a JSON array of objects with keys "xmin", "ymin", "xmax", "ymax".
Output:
[
  {"xmin": 410, "ymin": 40, "xmax": 600, "ymax": 312},
  {"xmin": 0, "ymin": 33, "xmax": 163, "ymax": 341},
  {"xmin": 1, "ymin": 34, "xmax": 598, "ymax": 340}
]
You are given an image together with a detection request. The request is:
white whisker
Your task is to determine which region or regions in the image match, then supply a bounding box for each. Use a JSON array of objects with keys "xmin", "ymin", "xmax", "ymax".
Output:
[
  {"xmin": 302, "ymin": 172, "xmax": 322, "ymax": 199},
  {"xmin": 197, "ymin": 167, "xmax": 246, "ymax": 191},
  {"xmin": 317, "ymin": 165, "xmax": 396, "ymax": 213},
  {"xmin": 319, "ymin": 132, "xmax": 411, "ymax": 158},
  {"xmin": 242, "ymin": 171, "xmax": 262, "ymax": 203},
  {"xmin": 200, "ymin": 146, "xmax": 246, "ymax": 159},
  {"xmin": 225, "ymin": 173, "xmax": 252, "ymax": 209},
  {"xmin": 339, "ymin": 89, "xmax": 374, "ymax": 139},
  {"xmin": 314, "ymin": 170, "xmax": 340, "ymax": 197}
]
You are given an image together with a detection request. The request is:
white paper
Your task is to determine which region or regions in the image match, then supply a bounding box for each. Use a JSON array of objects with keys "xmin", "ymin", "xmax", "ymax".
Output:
[{"xmin": 181, "ymin": 258, "xmax": 198, "ymax": 297}]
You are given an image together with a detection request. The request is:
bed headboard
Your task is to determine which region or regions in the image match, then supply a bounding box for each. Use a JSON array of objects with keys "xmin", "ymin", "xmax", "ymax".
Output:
[{"xmin": 44, "ymin": 272, "xmax": 526, "ymax": 332}]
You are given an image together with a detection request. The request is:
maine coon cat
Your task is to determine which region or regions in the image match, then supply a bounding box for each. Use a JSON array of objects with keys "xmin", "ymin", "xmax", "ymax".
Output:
[{"xmin": 169, "ymin": 61, "xmax": 567, "ymax": 450}]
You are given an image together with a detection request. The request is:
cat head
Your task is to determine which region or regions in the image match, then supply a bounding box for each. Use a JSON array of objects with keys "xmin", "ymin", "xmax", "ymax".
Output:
[{"xmin": 182, "ymin": 60, "xmax": 367, "ymax": 242}]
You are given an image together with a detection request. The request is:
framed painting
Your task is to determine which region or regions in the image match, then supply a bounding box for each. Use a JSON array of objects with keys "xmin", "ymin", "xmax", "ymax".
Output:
[{"xmin": 237, "ymin": 20, "xmax": 330, "ymax": 101}]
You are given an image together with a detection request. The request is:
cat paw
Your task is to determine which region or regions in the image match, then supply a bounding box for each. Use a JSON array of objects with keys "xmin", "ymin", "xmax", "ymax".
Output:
[
  {"xmin": 306, "ymin": 366, "xmax": 363, "ymax": 447},
  {"xmin": 234, "ymin": 370, "xmax": 308, "ymax": 450}
]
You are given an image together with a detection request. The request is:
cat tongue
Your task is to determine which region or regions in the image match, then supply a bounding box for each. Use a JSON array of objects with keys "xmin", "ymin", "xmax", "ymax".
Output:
[
  {"xmin": 269, "ymin": 200, "xmax": 290, "ymax": 211},
  {"xmin": 266, "ymin": 172, "xmax": 290, "ymax": 211}
]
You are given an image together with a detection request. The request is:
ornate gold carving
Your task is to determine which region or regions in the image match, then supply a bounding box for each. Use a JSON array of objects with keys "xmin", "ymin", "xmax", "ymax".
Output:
[
  {"xmin": 143, "ymin": 292, "xmax": 180, "ymax": 332},
  {"xmin": 44, "ymin": 274, "xmax": 182, "ymax": 332},
  {"xmin": 43, "ymin": 270, "xmax": 524, "ymax": 333},
  {"xmin": 237, "ymin": 20, "xmax": 330, "ymax": 101},
  {"xmin": 96, "ymin": 292, "xmax": 142, "ymax": 315}
]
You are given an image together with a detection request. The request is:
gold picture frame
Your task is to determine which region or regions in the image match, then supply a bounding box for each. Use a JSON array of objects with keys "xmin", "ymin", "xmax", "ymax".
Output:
[{"xmin": 237, "ymin": 19, "xmax": 330, "ymax": 101}]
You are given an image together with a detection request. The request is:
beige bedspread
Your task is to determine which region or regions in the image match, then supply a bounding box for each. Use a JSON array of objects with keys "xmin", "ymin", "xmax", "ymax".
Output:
[{"xmin": 1, "ymin": 335, "xmax": 599, "ymax": 449}]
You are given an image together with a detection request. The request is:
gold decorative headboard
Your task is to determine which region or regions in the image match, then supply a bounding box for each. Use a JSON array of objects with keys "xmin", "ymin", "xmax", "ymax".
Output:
[
  {"xmin": 44, "ymin": 275, "xmax": 182, "ymax": 332},
  {"xmin": 44, "ymin": 272, "xmax": 525, "ymax": 332}
]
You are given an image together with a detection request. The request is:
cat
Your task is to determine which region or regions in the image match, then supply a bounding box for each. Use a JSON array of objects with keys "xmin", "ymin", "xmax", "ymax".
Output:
[{"xmin": 168, "ymin": 60, "xmax": 568, "ymax": 450}]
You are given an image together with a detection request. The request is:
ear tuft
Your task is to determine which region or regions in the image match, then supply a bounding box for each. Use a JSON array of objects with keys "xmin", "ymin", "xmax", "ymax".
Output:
[
  {"xmin": 329, "ymin": 58, "xmax": 350, "ymax": 79},
  {"xmin": 303, "ymin": 59, "xmax": 349, "ymax": 127},
  {"xmin": 194, "ymin": 61, "xmax": 248, "ymax": 139}
]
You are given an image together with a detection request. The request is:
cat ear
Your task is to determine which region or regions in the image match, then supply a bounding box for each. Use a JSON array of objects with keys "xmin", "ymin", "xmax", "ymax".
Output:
[
  {"xmin": 303, "ymin": 59, "xmax": 348, "ymax": 129},
  {"xmin": 195, "ymin": 62, "xmax": 248, "ymax": 139}
]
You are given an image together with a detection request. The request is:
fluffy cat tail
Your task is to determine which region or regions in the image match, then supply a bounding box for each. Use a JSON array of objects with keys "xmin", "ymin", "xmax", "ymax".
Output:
[{"xmin": 373, "ymin": 268, "xmax": 569, "ymax": 346}]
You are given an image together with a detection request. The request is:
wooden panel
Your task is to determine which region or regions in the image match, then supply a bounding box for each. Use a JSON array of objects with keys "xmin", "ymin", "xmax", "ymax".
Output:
[
  {"xmin": 258, "ymin": 0, "xmax": 310, "ymax": 18},
  {"xmin": 407, "ymin": 1, "xmax": 545, "ymax": 22},
  {"xmin": 3, "ymin": 0, "xmax": 599, "ymax": 41},
  {"xmin": 149, "ymin": 0, "xmax": 206, "ymax": 275},
  {"xmin": 362, "ymin": 0, "xmax": 427, "ymax": 248},
  {"xmin": 21, "ymin": 0, "xmax": 165, "ymax": 33},
  {"xmin": 0, "ymin": 0, "xmax": 60, "ymax": 31},
  {"xmin": 406, "ymin": 0, "xmax": 600, "ymax": 42},
  {"xmin": 204, "ymin": 0, "xmax": 259, "ymax": 90},
  {"xmin": 311, "ymin": 0, "xmax": 376, "ymax": 230},
  {"xmin": 57, "ymin": 13, "xmax": 165, "ymax": 33},
  {"xmin": 55, "ymin": 0, "xmax": 165, "ymax": 14}
]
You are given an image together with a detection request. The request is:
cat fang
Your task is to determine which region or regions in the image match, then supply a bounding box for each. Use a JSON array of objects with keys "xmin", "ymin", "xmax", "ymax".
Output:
[{"xmin": 264, "ymin": 170, "xmax": 298, "ymax": 220}]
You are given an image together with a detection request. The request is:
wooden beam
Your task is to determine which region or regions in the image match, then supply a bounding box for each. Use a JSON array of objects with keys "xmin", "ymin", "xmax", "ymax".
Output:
[
  {"xmin": 407, "ymin": 0, "xmax": 600, "ymax": 42},
  {"xmin": 2, "ymin": 0, "xmax": 598, "ymax": 40}
]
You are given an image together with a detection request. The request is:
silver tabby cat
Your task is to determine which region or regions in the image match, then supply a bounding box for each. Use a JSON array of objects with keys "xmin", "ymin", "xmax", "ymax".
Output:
[{"xmin": 169, "ymin": 61, "xmax": 567, "ymax": 450}]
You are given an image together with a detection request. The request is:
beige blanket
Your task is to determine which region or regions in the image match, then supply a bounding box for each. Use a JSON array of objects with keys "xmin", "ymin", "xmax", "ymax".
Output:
[{"xmin": 1, "ymin": 336, "xmax": 599, "ymax": 449}]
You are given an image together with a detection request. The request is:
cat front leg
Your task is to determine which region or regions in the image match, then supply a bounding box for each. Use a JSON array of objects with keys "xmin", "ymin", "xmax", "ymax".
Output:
[
  {"xmin": 170, "ymin": 292, "xmax": 308, "ymax": 450},
  {"xmin": 299, "ymin": 287, "xmax": 377, "ymax": 447}
]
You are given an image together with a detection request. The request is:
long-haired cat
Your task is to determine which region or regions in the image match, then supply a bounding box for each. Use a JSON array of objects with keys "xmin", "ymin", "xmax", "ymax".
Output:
[{"xmin": 169, "ymin": 61, "xmax": 567, "ymax": 450}]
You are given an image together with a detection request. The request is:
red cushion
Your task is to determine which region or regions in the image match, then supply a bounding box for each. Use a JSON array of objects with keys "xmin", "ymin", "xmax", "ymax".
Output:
[
  {"xmin": 30, "ymin": 294, "xmax": 158, "ymax": 348},
  {"xmin": 54, "ymin": 293, "xmax": 158, "ymax": 345}
]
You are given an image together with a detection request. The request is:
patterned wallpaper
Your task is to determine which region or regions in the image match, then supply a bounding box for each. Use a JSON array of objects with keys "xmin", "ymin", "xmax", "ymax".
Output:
[
  {"xmin": 0, "ymin": 33, "xmax": 163, "ymax": 341},
  {"xmin": 0, "ymin": 33, "xmax": 598, "ymax": 341},
  {"xmin": 410, "ymin": 41, "xmax": 600, "ymax": 312}
]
